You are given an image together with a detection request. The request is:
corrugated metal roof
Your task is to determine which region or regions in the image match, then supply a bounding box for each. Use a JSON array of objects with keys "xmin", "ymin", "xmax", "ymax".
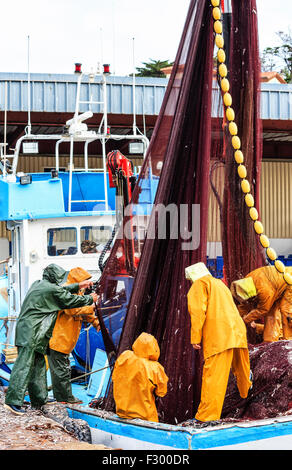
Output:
[{"xmin": 0, "ymin": 73, "xmax": 168, "ymax": 116}]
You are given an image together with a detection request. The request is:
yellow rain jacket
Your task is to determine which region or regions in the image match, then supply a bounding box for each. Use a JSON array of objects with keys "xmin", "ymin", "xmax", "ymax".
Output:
[
  {"xmin": 252, "ymin": 299, "xmax": 284, "ymax": 342},
  {"xmin": 233, "ymin": 266, "xmax": 292, "ymax": 341},
  {"xmin": 112, "ymin": 332, "xmax": 168, "ymax": 422},
  {"xmin": 187, "ymin": 274, "xmax": 251, "ymax": 422},
  {"xmin": 49, "ymin": 267, "xmax": 99, "ymax": 355},
  {"xmin": 187, "ymin": 275, "xmax": 248, "ymax": 360}
]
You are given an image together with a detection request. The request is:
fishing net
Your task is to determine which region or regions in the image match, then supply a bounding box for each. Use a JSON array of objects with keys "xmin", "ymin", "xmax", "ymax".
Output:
[
  {"xmin": 94, "ymin": 0, "xmax": 266, "ymax": 424},
  {"xmin": 222, "ymin": 341, "xmax": 292, "ymax": 420}
]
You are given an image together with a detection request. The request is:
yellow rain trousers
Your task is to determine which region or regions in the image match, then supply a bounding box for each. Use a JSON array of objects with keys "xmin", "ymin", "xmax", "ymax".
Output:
[
  {"xmin": 187, "ymin": 275, "xmax": 252, "ymax": 422},
  {"xmin": 233, "ymin": 266, "xmax": 292, "ymax": 342},
  {"xmin": 112, "ymin": 333, "xmax": 168, "ymax": 422}
]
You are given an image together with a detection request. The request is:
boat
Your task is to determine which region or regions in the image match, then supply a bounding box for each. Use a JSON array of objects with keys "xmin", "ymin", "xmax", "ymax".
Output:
[
  {"xmin": 1, "ymin": 0, "xmax": 292, "ymax": 452},
  {"xmin": 68, "ymin": 406, "xmax": 292, "ymax": 450},
  {"xmin": 63, "ymin": 0, "xmax": 292, "ymax": 450},
  {"xmin": 0, "ymin": 66, "xmax": 154, "ymax": 383},
  {"xmin": 60, "ymin": 342, "xmax": 292, "ymax": 450}
]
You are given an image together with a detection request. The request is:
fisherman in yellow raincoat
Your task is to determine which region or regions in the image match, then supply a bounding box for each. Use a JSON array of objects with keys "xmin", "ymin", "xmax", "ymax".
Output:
[
  {"xmin": 186, "ymin": 262, "xmax": 252, "ymax": 424},
  {"xmin": 112, "ymin": 332, "xmax": 168, "ymax": 422},
  {"xmin": 231, "ymin": 266, "xmax": 292, "ymax": 342},
  {"xmin": 48, "ymin": 267, "xmax": 100, "ymax": 404}
]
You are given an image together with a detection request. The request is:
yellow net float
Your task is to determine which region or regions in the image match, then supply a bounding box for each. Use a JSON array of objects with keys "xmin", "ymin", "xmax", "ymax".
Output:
[
  {"xmin": 274, "ymin": 259, "xmax": 285, "ymax": 273},
  {"xmin": 211, "ymin": 0, "xmax": 220, "ymax": 6},
  {"xmin": 219, "ymin": 63, "xmax": 228, "ymax": 78},
  {"xmin": 254, "ymin": 221, "xmax": 264, "ymax": 234},
  {"xmin": 223, "ymin": 92, "xmax": 232, "ymax": 107},
  {"xmin": 266, "ymin": 247, "xmax": 277, "ymax": 261},
  {"xmin": 249, "ymin": 207, "xmax": 258, "ymax": 220},
  {"xmin": 229, "ymin": 121, "xmax": 238, "ymax": 136},
  {"xmin": 215, "ymin": 34, "xmax": 224, "ymax": 49},
  {"xmin": 214, "ymin": 20, "xmax": 223, "ymax": 34},
  {"xmin": 237, "ymin": 164, "xmax": 247, "ymax": 179},
  {"xmin": 283, "ymin": 271, "xmax": 292, "ymax": 285},
  {"xmin": 234, "ymin": 149, "xmax": 244, "ymax": 164},
  {"xmin": 217, "ymin": 48, "xmax": 226, "ymax": 63},
  {"xmin": 245, "ymin": 193, "xmax": 254, "ymax": 207},
  {"xmin": 232, "ymin": 135, "xmax": 241, "ymax": 149},
  {"xmin": 226, "ymin": 107, "xmax": 235, "ymax": 121},
  {"xmin": 221, "ymin": 78, "xmax": 230, "ymax": 93},
  {"xmin": 260, "ymin": 234, "xmax": 270, "ymax": 248},
  {"xmin": 213, "ymin": 7, "xmax": 221, "ymax": 20},
  {"xmin": 241, "ymin": 179, "xmax": 250, "ymax": 193}
]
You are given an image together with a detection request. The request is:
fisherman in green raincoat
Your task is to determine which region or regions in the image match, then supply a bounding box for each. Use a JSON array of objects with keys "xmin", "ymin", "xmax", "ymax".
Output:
[{"xmin": 4, "ymin": 264, "xmax": 97, "ymax": 415}]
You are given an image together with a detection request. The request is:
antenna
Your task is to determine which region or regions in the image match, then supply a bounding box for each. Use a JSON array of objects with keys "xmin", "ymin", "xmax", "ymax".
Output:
[
  {"xmin": 112, "ymin": 0, "xmax": 116, "ymax": 75},
  {"xmin": 27, "ymin": 35, "xmax": 32, "ymax": 135},
  {"xmin": 132, "ymin": 37, "xmax": 137, "ymax": 136},
  {"xmin": 100, "ymin": 28, "xmax": 104, "ymax": 69}
]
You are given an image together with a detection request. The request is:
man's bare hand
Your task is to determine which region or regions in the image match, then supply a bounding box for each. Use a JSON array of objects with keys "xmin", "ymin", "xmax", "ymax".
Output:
[
  {"xmin": 79, "ymin": 280, "xmax": 93, "ymax": 289},
  {"xmin": 90, "ymin": 293, "xmax": 98, "ymax": 303},
  {"xmin": 192, "ymin": 344, "xmax": 201, "ymax": 350}
]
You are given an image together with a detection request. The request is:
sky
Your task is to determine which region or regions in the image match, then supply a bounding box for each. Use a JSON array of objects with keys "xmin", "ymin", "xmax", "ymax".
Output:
[{"xmin": 0, "ymin": 0, "xmax": 291, "ymax": 76}]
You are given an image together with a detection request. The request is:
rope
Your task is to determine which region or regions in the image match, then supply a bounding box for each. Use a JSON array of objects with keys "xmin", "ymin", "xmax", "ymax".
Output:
[
  {"xmin": 211, "ymin": 0, "xmax": 292, "ymax": 286},
  {"xmin": 69, "ymin": 364, "xmax": 111, "ymax": 383},
  {"xmin": 98, "ymin": 224, "xmax": 117, "ymax": 272}
]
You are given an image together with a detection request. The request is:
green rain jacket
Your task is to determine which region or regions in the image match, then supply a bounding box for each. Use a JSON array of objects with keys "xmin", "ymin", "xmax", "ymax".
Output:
[{"xmin": 15, "ymin": 264, "xmax": 94, "ymax": 354}]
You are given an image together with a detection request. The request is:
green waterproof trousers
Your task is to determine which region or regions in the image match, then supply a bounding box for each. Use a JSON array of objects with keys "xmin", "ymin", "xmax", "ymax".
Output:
[
  {"xmin": 47, "ymin": 349, "xmax": 75, "ymax": 402},
  {"xmin": 5, "ymin": 346, "xmax": 47, "ymax": 408}
]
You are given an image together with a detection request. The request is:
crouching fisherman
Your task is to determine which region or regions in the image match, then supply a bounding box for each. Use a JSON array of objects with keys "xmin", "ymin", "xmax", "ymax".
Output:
[
  {"xmin": 231, "ymin": 265, "xmax": 292, "ymax": 342},
  {"xmin": 112, "ymin": 332, "xmax": 168, "ymax": 422},
  {"xmin": 185, "ymin": 262, "xmax": 252, "ymax": 426},
  {"xmin": 4, "ymin": 264, "xmax": 97, "ymax": 416}
]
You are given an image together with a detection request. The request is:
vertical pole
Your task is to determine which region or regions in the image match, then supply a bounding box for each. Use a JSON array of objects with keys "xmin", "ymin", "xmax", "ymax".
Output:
[
  {"xmin": 27, "ymin": 35, "xmax": 32, "ymax": 135},
  {"xmin": 103, "ymin": 73, "xmax": 108, "ymax": 135},
  {"xmin": 55, "ymin": 140, "xmax": 61, "ymax": 173},
  {"xmin": 132, "ymin": 37, "xmax": 137, "ymax": 136},
  {"xmin": 102, "ymin": 137, "xmax": 109, "ymax": 211},
  {"xmin": 222, "ymin": 0, "xmax": 232, "ymax": 69},
  {"xmin": 3, "ymin": 81, "xmax": 8, "ymax": 180},
  {"xmin": 68, "ymin": 136, "xmax": 74, "ymax": 212},
  {"xmin": 84, "ymin": 141, "xmax": 89, "ymax": 172},
  {"xmin": 74, "ymin": 73, "xmax": 83, "ymax": 121}
]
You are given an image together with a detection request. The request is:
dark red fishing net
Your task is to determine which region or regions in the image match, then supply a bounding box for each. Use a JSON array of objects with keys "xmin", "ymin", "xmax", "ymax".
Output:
[
  {"xmin": 220, "ymin": 0, "xmax": 266, "ymax": 286},
  {"xmin": 222, "ymin": 341, "xmax": 292, "ymax": 420},
  {"xmin": 96, "ymin": 0, "xmax": 267, "ymax": 425}
]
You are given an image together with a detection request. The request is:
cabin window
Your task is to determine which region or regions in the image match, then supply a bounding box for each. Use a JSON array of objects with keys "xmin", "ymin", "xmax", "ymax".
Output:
[
  {"xmin": 47, "ymin": 227, "xmax": 77, "ymax": 256},
  {"xmin": 80, "ymin": 225, "xmax": 113, "ymax": 254}
]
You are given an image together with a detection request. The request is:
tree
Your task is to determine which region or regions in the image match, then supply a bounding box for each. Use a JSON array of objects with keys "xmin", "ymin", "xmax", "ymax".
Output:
[
  {"xmin": 134, "ymin": 59, "xmax": 174, "ymax": 78},
  {"xmin": 261, "ymin": 30, "xmax": 292, "ymax": 83}
]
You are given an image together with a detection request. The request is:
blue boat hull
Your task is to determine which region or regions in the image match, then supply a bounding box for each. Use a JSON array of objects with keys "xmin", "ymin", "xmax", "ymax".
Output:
[{"xmin": 68, "ymin": 405, "xmax": 292, "ymax": 450}]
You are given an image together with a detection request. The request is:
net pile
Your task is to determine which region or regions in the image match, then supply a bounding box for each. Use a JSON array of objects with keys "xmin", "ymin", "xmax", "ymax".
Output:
[{"xmin": 222, "ymin": 341, "xmax": 292, "ymax": 420}]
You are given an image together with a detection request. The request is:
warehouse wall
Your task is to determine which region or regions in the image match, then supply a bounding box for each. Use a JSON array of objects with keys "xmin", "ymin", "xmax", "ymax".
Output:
[
  {"xmin": 1, "ymin": 159, "xmax": 292, "ymax": 253},
  {"xmin": 207, "ymin": 160, "xmax": 292, "ymax": 244}
]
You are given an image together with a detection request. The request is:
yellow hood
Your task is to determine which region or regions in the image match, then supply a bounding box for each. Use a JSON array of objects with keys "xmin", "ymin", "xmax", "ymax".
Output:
[
  {"xmin": 230, "ymin": 277, "xmax": 257, "ymax": 302},
  {"xmin": 66, "ymin": 267, "xmax": 92, "ymax": 284},
  {"xmin": 185, "ymin": 262, "xmax": 211, "ymax": 282},
  {"xmin": 132, "ymin": 333, "xmax": 160, "ymax": 361}
]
